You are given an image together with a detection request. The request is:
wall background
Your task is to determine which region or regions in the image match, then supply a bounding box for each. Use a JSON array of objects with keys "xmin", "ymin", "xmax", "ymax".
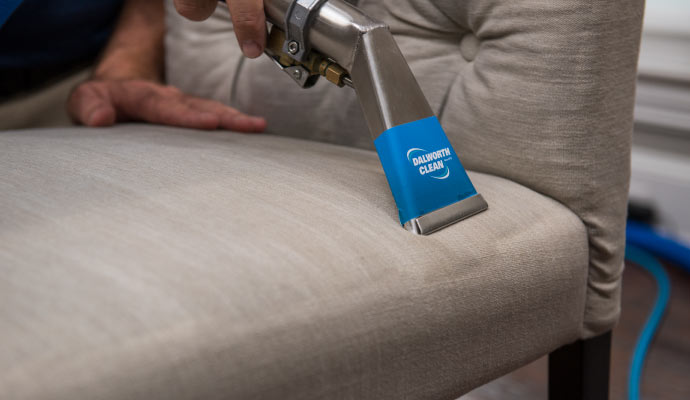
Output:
[{"xmin": 630, "ymin": 0, "xmax": 690, "ymax": 242}]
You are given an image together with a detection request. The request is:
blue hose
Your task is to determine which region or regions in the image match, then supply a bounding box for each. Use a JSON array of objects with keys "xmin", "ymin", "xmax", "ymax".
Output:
[
  {"xmin": 624, "ymin": 244, "xmax": 671, "ymax": 400},
  {"xmin": 626, "ymin": 221, "xmax": 690, "ymax": 273}
]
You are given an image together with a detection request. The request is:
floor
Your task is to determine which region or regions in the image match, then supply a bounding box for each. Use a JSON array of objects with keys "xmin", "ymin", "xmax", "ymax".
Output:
[{"xmin": 462, "ymin": 260, "xmax": 690, "ymax": 400}]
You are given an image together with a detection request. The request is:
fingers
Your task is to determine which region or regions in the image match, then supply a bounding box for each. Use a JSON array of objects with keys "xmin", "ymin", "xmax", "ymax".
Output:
[
  {"xmin": 226, "ymin": 0, "xmax": 267, "ymax": 58},
  {"xmin": 221, "ymin": 114, "xmax": 267, "ymax": 133},
  {"xmin": 184, "ymin": 97, "xmax": 267, "ymax": 132},
  {"xmin": 172, "ymin": 0, "xmax": 267, "ymax": 59},
  {"xmin": 173, "ymin": 0, "xmax": 218, "ymax": 21},
  {"xmin": 69, "ymin": 79, "xmax": 266, "ymax": 132},
  {"xmin": 106, "ymin": 80, "xmax": 266, "ymax": 132},
  {"xmin": 67, "ymin": 82, "xmax": 117, "ymax": 127},
  {"xmin": 109, "ymin": 82, "xmax": 219, "ymax": 130},
  {"xmin": 148, "ymin": 101, "xmax": 222, "ymax": 130}
]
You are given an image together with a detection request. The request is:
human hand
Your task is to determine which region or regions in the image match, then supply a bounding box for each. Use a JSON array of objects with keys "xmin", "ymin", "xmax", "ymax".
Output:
[
  {"xmin": 68, "ymin": 79, "xmax": 266, "ymax": 132},
  {"xmin": 173, "ymin": 0, "xmax": 266, "ymax": 58}
]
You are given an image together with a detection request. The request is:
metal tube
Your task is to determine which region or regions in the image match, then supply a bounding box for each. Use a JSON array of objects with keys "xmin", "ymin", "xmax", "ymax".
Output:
[
  {"xmin": 263, "ymin": 0, "xmax": 434, "ymax": 137},
  {"xmin": 265, "ymin": 0, "xmax": 365, "ymax": 70}
]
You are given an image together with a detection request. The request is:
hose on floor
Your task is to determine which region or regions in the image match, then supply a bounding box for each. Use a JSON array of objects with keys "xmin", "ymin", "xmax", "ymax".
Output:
[
  {"xmin": 626, "ymin": 221, "xmax": 690, "ymax": 273},
  {"xmin": 624, "ymin": 244, "xmax": 671, "ymax": 400}
]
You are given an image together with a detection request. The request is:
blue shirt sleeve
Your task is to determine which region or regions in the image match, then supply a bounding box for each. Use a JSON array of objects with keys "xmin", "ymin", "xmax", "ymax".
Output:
[
  {"xmin": 0, "ymin": 0, "xmax": 23, "ymax": 28},
  {"xmin": 0, "ymin": 0, "xmax": 124, "ymax": 69}
]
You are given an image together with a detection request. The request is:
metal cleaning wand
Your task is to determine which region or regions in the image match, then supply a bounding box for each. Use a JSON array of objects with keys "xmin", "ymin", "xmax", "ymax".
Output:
[{"xmin": 262, "ymin": 0, "xmax": 488, "ymax": 234}]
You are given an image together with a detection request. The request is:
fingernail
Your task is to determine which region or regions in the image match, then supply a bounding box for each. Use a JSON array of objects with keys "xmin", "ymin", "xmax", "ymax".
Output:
[{"xmin": 241, "ymin": 41, "xmax": 262, "ymax": 58}]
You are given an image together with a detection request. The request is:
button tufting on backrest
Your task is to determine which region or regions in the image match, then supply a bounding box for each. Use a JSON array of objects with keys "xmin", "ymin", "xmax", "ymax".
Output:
[{"xmin": 459, "ymin": 34, "xmax": 479, "ymax": 62}]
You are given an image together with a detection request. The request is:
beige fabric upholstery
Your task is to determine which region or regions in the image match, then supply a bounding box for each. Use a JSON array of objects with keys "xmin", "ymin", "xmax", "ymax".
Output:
[
  {"xmin": 165, "ymin": 0, "xmax": 643, "ymax": 337},
  {"xmin": 0, "ymin": 67, "xmax": 88, "ymax": 130},
  {"xmin": 0, "ymin": 125, "xmax": 587, "ymax": 399}
]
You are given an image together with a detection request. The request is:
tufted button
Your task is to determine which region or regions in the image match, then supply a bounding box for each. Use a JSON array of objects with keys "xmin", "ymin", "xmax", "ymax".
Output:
[{"xmin": 459, "ymin": 33, "xmax": 480, "ymax": 62}]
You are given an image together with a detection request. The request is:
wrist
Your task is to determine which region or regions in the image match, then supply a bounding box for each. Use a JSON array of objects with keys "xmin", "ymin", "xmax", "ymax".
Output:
[{"xmin": 93, "ymin": 47, "xmax": 163, "ymax": 82}]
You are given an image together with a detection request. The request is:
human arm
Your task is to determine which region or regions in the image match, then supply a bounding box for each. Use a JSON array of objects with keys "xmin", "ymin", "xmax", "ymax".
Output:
[{"xmin": 68, "ymin": 0, "xmax": 266, "ymax": 132}]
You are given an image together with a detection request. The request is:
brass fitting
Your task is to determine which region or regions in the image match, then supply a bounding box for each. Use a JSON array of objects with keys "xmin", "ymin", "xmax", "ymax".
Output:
[{"xmin": 265, "ymin": 27, "xmax": 352, "ymax": 88}]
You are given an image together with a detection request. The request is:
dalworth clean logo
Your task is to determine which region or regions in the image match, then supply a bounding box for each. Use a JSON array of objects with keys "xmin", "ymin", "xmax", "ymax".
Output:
[{"xmin": 406, "ymin": 147, "xmax": 452, "ymax": 180}]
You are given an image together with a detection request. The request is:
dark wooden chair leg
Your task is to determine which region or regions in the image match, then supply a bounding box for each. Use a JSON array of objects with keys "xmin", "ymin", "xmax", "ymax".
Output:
[{"xmin": 548, "ymin": 331, "xmax": 612, "ymax": 400}]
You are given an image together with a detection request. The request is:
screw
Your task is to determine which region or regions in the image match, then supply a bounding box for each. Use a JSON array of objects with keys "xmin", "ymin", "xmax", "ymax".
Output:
[
  {"xmin": 288, "ymin": 41, "xmax": 299, "ymax": 55},
  {"xmin": 292, "ymin": 69, "xmax": 303, "ymax": 80}
]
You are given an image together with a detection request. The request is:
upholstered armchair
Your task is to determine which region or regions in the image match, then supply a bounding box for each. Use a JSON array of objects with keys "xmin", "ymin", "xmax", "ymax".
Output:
[{"xmin": 0, "ymin": 0, "xmax": 643, "ymax": 398}]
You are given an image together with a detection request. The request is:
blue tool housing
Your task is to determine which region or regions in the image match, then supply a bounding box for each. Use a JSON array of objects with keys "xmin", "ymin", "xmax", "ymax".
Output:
[{"xmin": 374, "ymin": 116, "xmax": 479, "ymax": 226}]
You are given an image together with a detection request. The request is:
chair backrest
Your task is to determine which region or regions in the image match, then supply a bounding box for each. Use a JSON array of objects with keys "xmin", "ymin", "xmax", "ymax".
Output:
[{"xmin": 165, "ymin": 0, "xmax": 645, "ymax": 337}]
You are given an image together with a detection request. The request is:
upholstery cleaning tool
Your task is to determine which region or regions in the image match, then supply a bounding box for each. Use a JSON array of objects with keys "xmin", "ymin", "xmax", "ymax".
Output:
[{"xmin": 249, "ymin": 0, "xmax": 488, "ymax": 234}]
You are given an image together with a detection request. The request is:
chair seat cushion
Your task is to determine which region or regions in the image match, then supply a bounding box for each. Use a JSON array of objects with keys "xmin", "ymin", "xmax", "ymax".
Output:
[
  {"xmin": 0, "ymin": 125, "xmax": 588, "ymax": 399},
  {"xmin": 165, "ymin": 0, "xmax": 645, "ymax": 337}
]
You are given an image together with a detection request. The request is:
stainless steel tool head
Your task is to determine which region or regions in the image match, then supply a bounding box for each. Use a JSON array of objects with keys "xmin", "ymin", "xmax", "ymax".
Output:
[{"xmin": 262, "ymin": 0, "xmax": 488, "ymax": 234}]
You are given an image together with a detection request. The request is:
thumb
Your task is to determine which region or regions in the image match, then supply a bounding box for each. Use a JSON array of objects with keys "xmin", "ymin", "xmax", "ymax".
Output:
[
  {"xmin": 226, "ymin": 0, "xmax": 267, "ymax": 58},
  {"xmin": 173, "ymin": 0, "xmax": 218, "ymax": 21},
  {"xmin": 67, "ymin": 82, "xmax": 117, "ymax": 127}
]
